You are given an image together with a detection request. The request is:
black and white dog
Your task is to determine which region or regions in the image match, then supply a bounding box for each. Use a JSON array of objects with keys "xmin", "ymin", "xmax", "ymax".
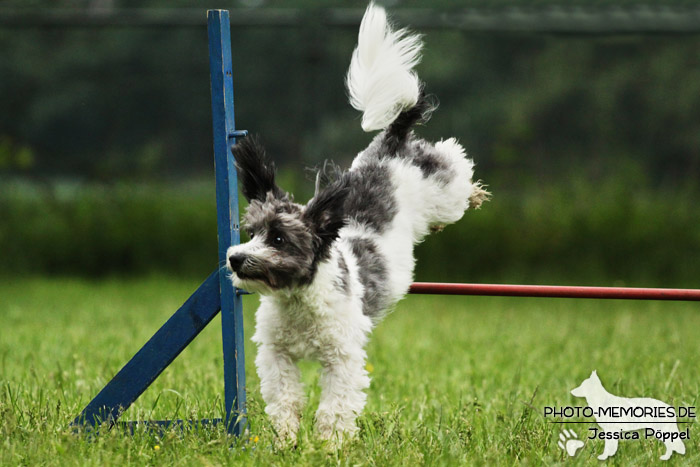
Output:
[{"xmin": 227, "ymin": 2, "xmax": 488, "ymax": 444}]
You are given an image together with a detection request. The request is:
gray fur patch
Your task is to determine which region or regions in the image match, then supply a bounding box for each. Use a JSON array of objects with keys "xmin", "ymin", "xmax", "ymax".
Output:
[
  {"xmin": 334, "ymin": 252, "xmax": 350, "ymax": 295},
  {"xmin": 408, "ymin": 140, "xmax": 448, "ymax": 178},
  {"xmin": 348, "ymin": 237, "xmax": 390, "ymax": 320},
  {"xmin": 345, "ymin": 164, "xmax": 397, "ymax": 233},
  {"xmin": 405, "ymin": 139, "xmax": 456, "ymax": 184}
]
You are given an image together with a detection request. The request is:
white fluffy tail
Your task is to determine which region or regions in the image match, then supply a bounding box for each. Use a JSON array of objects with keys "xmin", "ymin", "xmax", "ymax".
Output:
[{"xmin": 346, "ymin": 2, "xmax": 423, "ymax": 132}]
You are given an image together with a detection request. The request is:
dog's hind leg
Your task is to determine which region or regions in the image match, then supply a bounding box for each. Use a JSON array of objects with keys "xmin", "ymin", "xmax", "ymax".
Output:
[
  {"xmin": 255, "ymin": 344, "xmax": 306, "ymax": 446},
  {"xmin": 387, "ymin": 137, "xmax": 483, "ymax": 243}
]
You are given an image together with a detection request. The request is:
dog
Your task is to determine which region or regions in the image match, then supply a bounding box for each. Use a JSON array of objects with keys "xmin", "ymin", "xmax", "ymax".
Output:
[
  {"xmin": 226, "ymin": 2, "xmax": 488, "ymax": 444},
  {"xmin": 571, "ymin": 370, "xmax": 686, "ymax": 460}
]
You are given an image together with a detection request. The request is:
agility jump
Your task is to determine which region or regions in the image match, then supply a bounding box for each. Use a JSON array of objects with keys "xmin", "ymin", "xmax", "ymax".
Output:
[{"xmin": 71, "ymin": 8, "xmax": 700, "ymax": 439}]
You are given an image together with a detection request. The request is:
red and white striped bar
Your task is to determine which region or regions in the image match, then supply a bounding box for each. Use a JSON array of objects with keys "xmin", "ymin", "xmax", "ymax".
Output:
[{"xmin": 409, "ymin": 282, "xmax": 700, "ymax": 301}]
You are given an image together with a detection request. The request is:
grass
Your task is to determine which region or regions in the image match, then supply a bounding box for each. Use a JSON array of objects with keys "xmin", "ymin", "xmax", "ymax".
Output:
[{"xmin": 1, "ymin": 276, "xmax": 699, "ymax": 465}]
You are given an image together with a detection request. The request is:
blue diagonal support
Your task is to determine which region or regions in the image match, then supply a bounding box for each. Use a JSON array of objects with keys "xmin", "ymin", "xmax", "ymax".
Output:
[{"xmin": 71, "ymin": 270, "xmax": 221, "ymax": 428}]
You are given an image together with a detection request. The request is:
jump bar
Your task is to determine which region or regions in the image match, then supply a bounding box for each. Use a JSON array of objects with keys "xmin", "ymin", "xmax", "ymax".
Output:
[{"xmin": 409, "ymin": 282, "xmax": 700, "ymax": 301}]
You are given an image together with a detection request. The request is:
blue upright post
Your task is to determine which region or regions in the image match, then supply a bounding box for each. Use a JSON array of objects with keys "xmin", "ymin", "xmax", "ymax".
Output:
[
  {"xmin": 71, "ymin": 10, "xmax": 248, "ymax": 437},
  {"xmin": 208, "ymin": 9, "xmax": 247, "ymax": 437}
]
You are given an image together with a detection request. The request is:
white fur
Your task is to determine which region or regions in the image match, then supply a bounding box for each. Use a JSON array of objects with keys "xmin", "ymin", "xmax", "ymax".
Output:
[
  {"xmin": 346, "ymin": 2, "xmax": 423, "ymax": 131},
  {"xmin": 250, "ymin": 249, "xmax": 373, "ymax": 442}
]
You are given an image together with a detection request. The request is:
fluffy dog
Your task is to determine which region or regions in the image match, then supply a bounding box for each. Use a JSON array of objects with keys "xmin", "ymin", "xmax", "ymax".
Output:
[{"xmin": 226, "ymin": 2, "xmax": 488, "ymax": 443}]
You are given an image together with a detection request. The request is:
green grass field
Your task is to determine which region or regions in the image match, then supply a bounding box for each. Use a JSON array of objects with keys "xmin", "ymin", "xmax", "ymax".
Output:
[{"xmin": 2, "ymin": 276, "xmax": 699, "ymax": 465}]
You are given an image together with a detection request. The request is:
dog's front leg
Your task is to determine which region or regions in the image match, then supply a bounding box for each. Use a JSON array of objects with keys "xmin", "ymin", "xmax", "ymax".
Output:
[
  {"xmin": 315, "ymin": 349, "xmax": 370, "ymax": 443},
  {"xmin": 255, "ymin": 344, "xmax": 306, "ymax": 446}
]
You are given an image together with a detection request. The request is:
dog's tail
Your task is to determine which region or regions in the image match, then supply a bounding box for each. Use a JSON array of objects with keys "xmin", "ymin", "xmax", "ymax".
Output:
[{"xmin": 346, "ymin": 2, "xmax": 424, "ymax": 133}]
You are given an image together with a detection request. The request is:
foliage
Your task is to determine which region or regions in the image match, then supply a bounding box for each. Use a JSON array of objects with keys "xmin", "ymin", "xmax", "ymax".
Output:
[
  {"xmin": 2, "ymin": 173, "xmax": 699, "ymax": 286},
  {"xmin": 416, "ymin": 173, "xmax": 700, "ymax": 287},
  {"xmin": 0, "ymin": 179, "xmax": 218, "ymax": 276}
]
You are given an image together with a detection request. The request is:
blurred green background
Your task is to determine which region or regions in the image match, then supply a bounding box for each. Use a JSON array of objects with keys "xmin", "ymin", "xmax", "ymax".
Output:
[{"xmin": 2, "ymin": 1, "xmax": 700, "ymax": 286}]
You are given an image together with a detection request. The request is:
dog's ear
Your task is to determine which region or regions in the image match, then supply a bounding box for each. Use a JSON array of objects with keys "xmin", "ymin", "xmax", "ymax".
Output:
[
  {"xmin": 231, "ymin": 136, "xmax": 284, "ymax": 202},
  {"xmin": 303, "ymin": 174, "xmax": 350, "ymax": 254}
]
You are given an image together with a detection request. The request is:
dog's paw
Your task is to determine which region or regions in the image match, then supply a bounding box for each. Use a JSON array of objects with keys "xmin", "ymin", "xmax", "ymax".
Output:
[
  {"xmin": 316, "ymin": 426, "xmax": 356, "ymax": 451},
  {"xmin": 272, "ymin": 433, "xmax": 298, "ymax": 450},
  {"xmin": 267, "ymin": 410, "xmax": 301, "ymax": 449},
  {"xmin": 315, "ymin": 413, "xmax": 358, "ymax": 448},
  {"xmin": 469, "ymin": 180, "xmax": 491, "ymax": 210},
  {"xmin": 270, "ymin": 423, "xmax": 298, "ymax": 450}
]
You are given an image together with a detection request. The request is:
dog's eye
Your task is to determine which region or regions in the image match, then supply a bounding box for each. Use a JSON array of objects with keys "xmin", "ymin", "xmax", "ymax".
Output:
[
  {"xmin": 249, "ymin": 232, "xmax": 255, "ymax": 239},
  {"xmin": 272, "ymin": 235, "xmax": 285, "ymax": 246}
]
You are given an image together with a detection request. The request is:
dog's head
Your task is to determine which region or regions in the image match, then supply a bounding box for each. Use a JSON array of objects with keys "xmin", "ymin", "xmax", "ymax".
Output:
[
  {"xmin": 225, "ymin": 137, "xmax": 349, "ymax": 293},
  {"xmin": 571, "ymin": 370, "xmax": 602, "ymax": 398}
]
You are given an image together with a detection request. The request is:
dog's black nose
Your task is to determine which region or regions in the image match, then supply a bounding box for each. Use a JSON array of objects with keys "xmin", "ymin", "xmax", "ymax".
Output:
[{"xmin": 228, "ymin": 254, "xmax": 246, "ymax": 272}]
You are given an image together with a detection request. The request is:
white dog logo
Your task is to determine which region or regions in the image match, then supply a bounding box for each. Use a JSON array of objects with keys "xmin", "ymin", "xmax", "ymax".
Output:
[{"xmin": 571, "ymin": 370, "xmax": 686, "ymax": 460}]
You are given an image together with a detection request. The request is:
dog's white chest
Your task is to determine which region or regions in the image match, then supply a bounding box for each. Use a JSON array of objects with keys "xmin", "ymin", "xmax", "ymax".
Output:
[
  {"xmin": 259, "ymin": 296, "xmax": 335, "ymax": 361},
  {"xmin": 277, "ymin": 312, "xmax": 328, "ymax": 360},
  {"xmin": 254, "ymin": 287, "xmax": 370, "ymax": 364}
]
